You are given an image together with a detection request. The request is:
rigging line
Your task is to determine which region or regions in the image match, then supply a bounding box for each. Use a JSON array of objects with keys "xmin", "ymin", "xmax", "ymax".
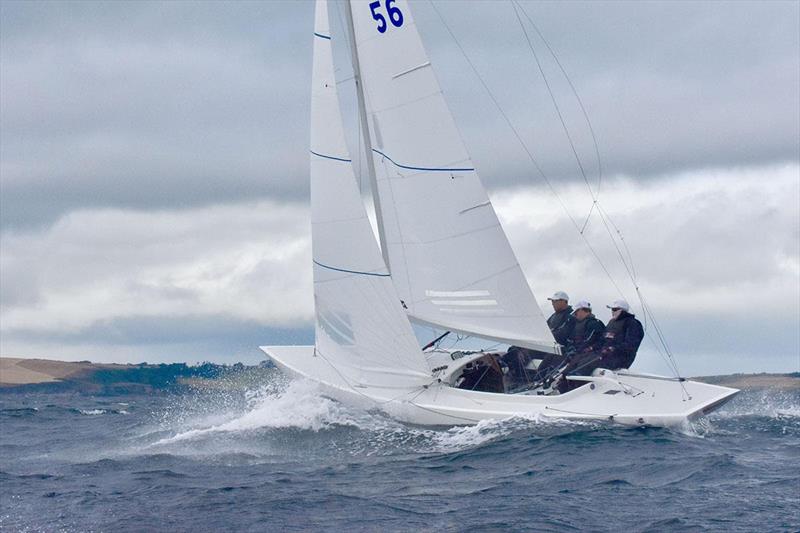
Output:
[
  {"xmin": 423, "ymin": 41, "xmax": 634, "ymax": 338},
  {"xmin": 429, "ymin": 0, "xmax": 627, "ymax": 299},
  {"xmin": 580, "ymin": 200, "xmax": 597, "ymax": 234},
  {"xmin": 511, "ymin": 0, "xmax": 641, "ymax": 295},
  {"xmin": 511, "ymin": 1, "xmax": 680, "ymax": 378},
  {"xmin": 594, "ymin": 217, "xmax": 684, "ymax": 383},
  {"xmin": 427, "ymin": 1, "xmax": 576, "ymax": 228},
  {"xmin": 430, "ymin": 1, "xmax": 683, "ymax": 379},
  {"xmin": 513, "ymin": 0, "xmax": 603, "ymax": 196},
  {"xmin": 588, "ymin": 196, "xmax": 684, "ymax": 379},
  {"xmin": 511, "ymin": 1, "xmax": 595, "ymax": 199},
  {"xmin": 597, "ymin": 202, "xmax": 638, "ymax": 281},
  {"xmin": 511, "ymin": 0, "xmax": 658, "ymax": 340},
  {"xmin": 511, "ymin": 0, "xmax": 641, "ymax": 290}
]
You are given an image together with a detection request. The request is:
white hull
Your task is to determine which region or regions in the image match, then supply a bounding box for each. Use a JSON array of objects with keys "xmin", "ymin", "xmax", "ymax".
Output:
[{"xmin": 261, "ymin": 346, "xmax": 738, "ymax": 428}]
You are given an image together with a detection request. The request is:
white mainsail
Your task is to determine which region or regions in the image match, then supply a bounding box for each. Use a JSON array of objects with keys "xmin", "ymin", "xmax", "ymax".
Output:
[
  {"xmin": 310, "ymin": 0, "xmax": 431, "ymax": 389},
  {"xmin": 346, "ymin": 0, "xmax": 556, "ymax": 352}
]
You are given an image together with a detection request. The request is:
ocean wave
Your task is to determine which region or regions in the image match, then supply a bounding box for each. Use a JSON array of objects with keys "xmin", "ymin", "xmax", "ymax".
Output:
[{"xmin": 79, "ymin": 409, "xmax": 107, "ymax": 416}]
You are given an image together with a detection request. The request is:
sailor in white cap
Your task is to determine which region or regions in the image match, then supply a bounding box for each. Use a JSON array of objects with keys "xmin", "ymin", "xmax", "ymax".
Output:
[
  {"xmin": 499, "ymin": 291, "xmax": 575, "ymax": 389},
  {"xmin": 599, "ymin": 299, "xmax": 644, "ymax": 369},
  {"xmin": 564, "ymin": 300, "xmax": 606, "ymax": 356},
  {"xmin": 546, "ymin": 291, "xmax": 575, "ymax": 345}
]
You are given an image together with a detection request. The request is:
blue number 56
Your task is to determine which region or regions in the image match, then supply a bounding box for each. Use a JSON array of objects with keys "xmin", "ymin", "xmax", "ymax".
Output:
[{"xmin": 369, "ymin": 0, "xmax": 403, "ymax": 34}]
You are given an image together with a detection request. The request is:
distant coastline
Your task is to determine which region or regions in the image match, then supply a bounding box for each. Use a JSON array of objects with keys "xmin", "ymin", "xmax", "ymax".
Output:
[
  {"xmin": 1, "ymin": 357, "xmax": 797, "ymax": 393},
  {"xmin": 0, "ymin": 357, "xmax": 273, "ymax": 394}
]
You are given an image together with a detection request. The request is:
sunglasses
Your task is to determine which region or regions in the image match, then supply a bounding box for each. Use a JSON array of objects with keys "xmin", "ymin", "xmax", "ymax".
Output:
[{"xmin": 610, "ymin": 307, "xmax": 621, "ymax": 312}]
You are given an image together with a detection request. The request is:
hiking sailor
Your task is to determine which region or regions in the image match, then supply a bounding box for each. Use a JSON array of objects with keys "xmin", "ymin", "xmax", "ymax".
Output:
[
  {"xmin": 500, "ymin": 290, "xmax": 576, "ymax": 388},
  {"xmin": 565, "ymin": 300, "xmax": 605, "ymax": 356},
  {"xmin": 598, "ymin": 299, "xmax": 644, "ymax": 370},
  {"xmin": 546, "ymin": 291, "xmax": 576, "ymax": 345}
]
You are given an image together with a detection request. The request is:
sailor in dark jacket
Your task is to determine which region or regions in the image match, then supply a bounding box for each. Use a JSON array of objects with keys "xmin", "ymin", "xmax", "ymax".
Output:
[
  {"xmin": 546, "ymin": 291, "xmax": 575, "ymax": 346},
  {"xmin": 537, "ymin": 300, "xmax": 605, "ymax": 381},
  {"xmin": 564, "ymin": 300, "xmax": 605, "ymax": 356},
  {"xmin": 598, "ymin": 299, "xmax": 644, "ymax": 370},
  {"xmin": 501, "ymin": 291, "xmax": 575, "ymax": 388}
]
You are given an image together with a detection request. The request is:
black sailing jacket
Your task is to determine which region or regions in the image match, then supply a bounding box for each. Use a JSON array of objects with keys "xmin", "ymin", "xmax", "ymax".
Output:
[
  {"xmin": 601, "ymin": 310, "xmax": 644, "ymax": 369},
  {"xmin": 547, "ymin": 306, "xmax": 576, "ymax": 346},
  {"xmin": 565, "ymin": 314, "xmax": 605, "ymax": 355}
]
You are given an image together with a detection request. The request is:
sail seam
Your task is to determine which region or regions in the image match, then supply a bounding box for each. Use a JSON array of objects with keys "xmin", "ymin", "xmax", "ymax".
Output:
[
  {"xmin": 372, "ymin": 148, "xmax": 474, "ymax": 172},
  {"xmin": 313, "ymin": 259, "xmax": 390, "ymax": 278},
  {"xmin": 388, "ymin": 222, "xmax": 500, "ymax": 246},
  {"xmin": 310, "ymin": 150, "xmax": 351, "ymax": 162},
  {"xmin": 369, "ymin": 89, "xmax": 440, "ymax": 115}
]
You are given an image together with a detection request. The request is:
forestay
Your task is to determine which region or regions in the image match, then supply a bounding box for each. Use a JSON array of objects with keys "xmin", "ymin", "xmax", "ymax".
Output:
[
  {"xmin": 310, "ymin": 0, "xmax": 431, "ymax": 389},
  {"xmin": 346, "ymin": 0, "xmax": 557, "ymax": 352}
]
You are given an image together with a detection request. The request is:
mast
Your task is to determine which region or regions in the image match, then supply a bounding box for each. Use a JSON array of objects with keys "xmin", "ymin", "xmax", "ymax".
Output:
[{"xmin": 343, "ymin": 0, "xmax": 390, "ymax": 271}]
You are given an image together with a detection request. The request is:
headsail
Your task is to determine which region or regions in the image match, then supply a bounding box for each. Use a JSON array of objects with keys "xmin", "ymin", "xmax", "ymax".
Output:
[
  {"xmin": 346, "ymin": 0, "xmax": 557, "ymax": 352},
  {"xmin": 310, "ymin": 0, "xmax": 431, "ymax": 389}
]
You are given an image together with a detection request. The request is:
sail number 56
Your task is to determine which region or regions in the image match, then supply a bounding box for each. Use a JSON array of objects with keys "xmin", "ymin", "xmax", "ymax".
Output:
[{"xmin": 369, "ymin": 0, "xmax": 403, "ymax": 33}]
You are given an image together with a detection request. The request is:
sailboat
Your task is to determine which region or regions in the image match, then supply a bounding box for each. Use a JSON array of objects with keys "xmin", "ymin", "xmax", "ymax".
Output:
[{"xmin": 261, "ymin": 0, "xmax": 738, "ymax": 427}]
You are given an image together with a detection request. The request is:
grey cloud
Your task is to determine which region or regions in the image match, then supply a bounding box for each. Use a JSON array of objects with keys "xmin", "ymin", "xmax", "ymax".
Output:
[
  {"xmin": 1, "ymin": 0, "xmax": 313, "ymax": 228},
  {"xmin": 3, "ymin": 0, "xmax": 798, "ymax": 228},
  {"xmin": 2, "ymin": 313, "xmax": 312, "ymax": 347},
  {"xmin": 417, "ymin": 0, "xmax": 800, "ymax": 185}
]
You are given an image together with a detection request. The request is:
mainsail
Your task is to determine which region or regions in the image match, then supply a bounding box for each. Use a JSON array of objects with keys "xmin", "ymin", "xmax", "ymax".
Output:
[
  {"xmin": 346, "ymin": 0, "xmax": 557, "ymax": 352},
  {"xmin": 310, "ymin": 0, "xmax": 431, "ymax": 389}
]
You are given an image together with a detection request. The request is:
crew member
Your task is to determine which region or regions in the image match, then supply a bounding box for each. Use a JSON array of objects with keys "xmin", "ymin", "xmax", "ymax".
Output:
[
  {"xmin": 564, "ymin": 300, "xmax": 605, "ymax": 355},
  {"xmin": 546, "ymin": 291, "xmax": 575, "ymax": 345},
  {"xmin": 598, "ymin": 299, "xmax": 644, "ymax": 370},
  {"xmin": 537, "ymin": 299, "xmax": 602, "ymax": 387},
  {"xmin": 499, "ymin": 290, "xmax": 576, "ymax": 387}
]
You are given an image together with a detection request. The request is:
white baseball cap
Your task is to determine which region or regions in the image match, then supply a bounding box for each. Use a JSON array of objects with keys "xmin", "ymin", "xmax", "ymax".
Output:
[
  {"xmin": 607, "ymin": 299, "xmax": 630, "ymax": 312},
  {"xmin": 573, "ymin": 299, "xmax": 592, "ymax": 311},
  {"xmin": 547, "ymin": 291, "xmax": 569, "ymax": 302}
]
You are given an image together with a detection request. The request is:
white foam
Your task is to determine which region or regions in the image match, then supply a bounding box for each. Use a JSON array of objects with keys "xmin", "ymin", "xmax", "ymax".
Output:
[
  {"xmin": 79, "ymin": 409, "xmax": 106, "ymax": 416},
  {"xmin": 151, "ymin": 379, "xmax": 371, "ymax": 446},
  {"xmin": 709, "ymin": 389, "xmax": 800, "ymax": 420}
]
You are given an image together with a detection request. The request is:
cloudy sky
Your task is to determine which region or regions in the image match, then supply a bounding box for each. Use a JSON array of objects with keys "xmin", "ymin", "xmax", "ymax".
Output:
[{"xmin": 1, "ymin": 0, "xmax": 798, "ymax": 376}]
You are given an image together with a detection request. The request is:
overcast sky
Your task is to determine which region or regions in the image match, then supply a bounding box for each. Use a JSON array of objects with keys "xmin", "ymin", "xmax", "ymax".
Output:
[{"xmin": 1, "ymin": 0, "xmax": 798, "ymax": 376}]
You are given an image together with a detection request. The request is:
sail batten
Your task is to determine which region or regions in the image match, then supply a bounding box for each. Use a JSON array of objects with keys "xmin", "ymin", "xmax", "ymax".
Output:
[{"xmin": 348, "ymin": 0, "xmax": 555, "ymax": 350}]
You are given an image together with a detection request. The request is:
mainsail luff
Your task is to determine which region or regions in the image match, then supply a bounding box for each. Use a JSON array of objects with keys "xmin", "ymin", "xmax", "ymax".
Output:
[
  {"xmin": 346, "ymin": 0, "xmax": 557, "ymax": 353},
  {"xmin": 310, "ymin": 0, "xmax": 431, "ymax": 389}
]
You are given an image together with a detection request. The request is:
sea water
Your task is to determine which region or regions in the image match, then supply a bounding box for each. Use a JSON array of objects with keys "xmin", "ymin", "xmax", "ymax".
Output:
[{"xmin": 1, "ymin": 369, "xmax": 798, "ymax": 532}]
